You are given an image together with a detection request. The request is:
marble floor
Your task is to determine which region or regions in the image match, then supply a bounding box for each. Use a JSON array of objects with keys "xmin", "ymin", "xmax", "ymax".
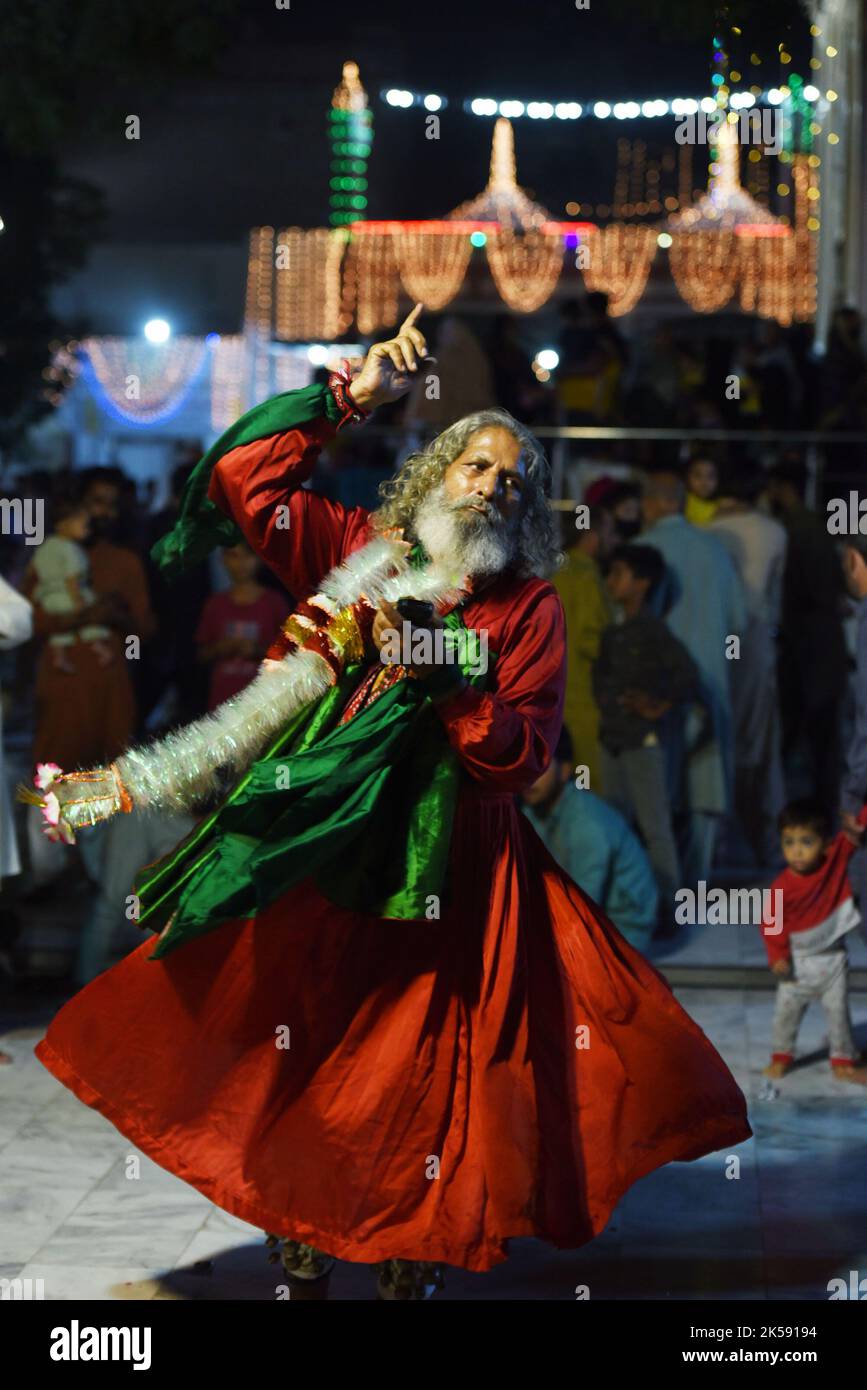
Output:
[{"xmin": 2, "ymin": 986, "xmax": 866, "ymax": 1301}]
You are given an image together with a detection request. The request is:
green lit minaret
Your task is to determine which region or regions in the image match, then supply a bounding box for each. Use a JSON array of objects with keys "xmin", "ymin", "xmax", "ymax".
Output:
[{"xmin": 329, "ymin": 61, "xmax": 373, "ymax": 227}]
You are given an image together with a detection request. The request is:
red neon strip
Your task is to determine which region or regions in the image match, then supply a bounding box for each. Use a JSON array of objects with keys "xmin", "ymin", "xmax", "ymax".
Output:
[
  {"xmin": 347, "ymin": 220, "xmax": 499, "ymax": 233},
  {"xmin": 346, "ymin": 219, "xmax": 597, "ymax": 235}
]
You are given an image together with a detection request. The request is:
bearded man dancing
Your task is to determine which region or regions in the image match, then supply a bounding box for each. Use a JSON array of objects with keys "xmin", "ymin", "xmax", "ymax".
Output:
[{"xmin": 30, "ymin": 305, "xmax": 751, "ymax": 1301}]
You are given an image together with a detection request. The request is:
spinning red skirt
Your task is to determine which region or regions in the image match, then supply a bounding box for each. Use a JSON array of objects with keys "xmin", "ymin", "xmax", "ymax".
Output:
[{"xmin": 37, "ymin": 789, "xmax": 751, "ymax": 1273}]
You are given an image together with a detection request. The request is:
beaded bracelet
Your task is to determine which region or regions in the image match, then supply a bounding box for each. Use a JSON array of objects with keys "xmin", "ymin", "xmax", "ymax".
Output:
[{"xmin": 328, "ymin": 358, "xmax": 371, "ymax": 429}]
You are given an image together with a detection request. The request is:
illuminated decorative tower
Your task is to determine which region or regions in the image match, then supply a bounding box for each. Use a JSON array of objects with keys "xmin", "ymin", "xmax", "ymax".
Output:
[
  {"xmin": 329, "ymin": 61, "xmax": 373, "ymax": 227},
  {"xmin": 447, "ymin": 117, "xmax": 551, "ymax": 229},
  {"xmin": 669, "ymin": 118, "xmax": 780, "ymax": 230}
]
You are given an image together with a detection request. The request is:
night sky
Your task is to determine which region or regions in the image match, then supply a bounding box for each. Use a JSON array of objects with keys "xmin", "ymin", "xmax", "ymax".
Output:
[{"xmin": 57, "ymin": 0, "xmax": 811, "ymax": 245}]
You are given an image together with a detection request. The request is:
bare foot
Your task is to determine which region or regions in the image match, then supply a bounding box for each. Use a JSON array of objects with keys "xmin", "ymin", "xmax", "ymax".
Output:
[
  {"xmin": 831, "ymin": 1065, "xmax": 867, "ymax": 1086},
  {"xmin": 0, "ymin": 1050, "xmax": 13, "ymax": 1065},
  {"xmin": 763, "ymin": 1060, "xmax": 790, "ymax": 1079}
]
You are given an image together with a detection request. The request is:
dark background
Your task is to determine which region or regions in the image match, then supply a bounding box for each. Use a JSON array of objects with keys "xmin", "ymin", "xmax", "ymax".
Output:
[{"xmin": 8, "ymin": 0, "xmax": 812, "ymax": 237}]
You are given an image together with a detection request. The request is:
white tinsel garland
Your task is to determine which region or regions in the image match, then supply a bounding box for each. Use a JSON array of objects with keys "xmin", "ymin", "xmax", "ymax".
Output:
[{"xmin": 82, "ymin": 537, "xmax": 467, "ymax": 819}]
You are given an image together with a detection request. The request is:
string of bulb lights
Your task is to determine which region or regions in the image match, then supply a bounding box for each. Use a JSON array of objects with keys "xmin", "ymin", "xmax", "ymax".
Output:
[{"xmin": 381, "ymin": 88, "xmax": 823, "ymax": 119}]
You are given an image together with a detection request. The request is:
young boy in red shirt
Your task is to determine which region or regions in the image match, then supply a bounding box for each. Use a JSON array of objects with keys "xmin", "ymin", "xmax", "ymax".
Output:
[{"xmin": 761, "ymin": 799, "xmax": 867, "ymax": 1085}]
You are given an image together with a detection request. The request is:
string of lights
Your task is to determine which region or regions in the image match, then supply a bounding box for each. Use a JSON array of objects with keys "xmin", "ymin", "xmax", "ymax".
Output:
[
  {"xmin": 355, "ymin": 231, "xmax": 400, "ymax": 335},
  {"xmin": 275, "ymin": 228, "xmax": 347, "ymax": 341},
  {"xmin": 669, "ymin": 230, "xmax": 739, "ymax": 313},
  {"xmin": 485, "ymin": 230, "xmax": 565, "ymax": 313},
  {"xmin": 380, "ymin": 88, "xmax": 813, "ymax": 119},
  {"xmin": 210, "ymin": 335, "xmax": 249, "ymax": 432},
  {"xmin": 244, "ymin": 225, "xmax": 275, "ymax": 405},
  {"xmin": 393, "ymin": 229, "xmax": 473, "ymax": 311},
  {"xmin": 581, "ymin": 226, "xmax": 658, "ymax": 317}
]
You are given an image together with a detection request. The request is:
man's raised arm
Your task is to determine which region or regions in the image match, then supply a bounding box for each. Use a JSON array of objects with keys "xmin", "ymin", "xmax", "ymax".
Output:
[{"xmin": 206, "ymin": 305, "xmax": 430, "ymax": 598}]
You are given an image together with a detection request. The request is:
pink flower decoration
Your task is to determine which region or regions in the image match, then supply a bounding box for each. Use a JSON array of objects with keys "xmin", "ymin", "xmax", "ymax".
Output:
[
  {"xmin": 35, "ymin": 762, "xmax": 63, "ymax": 792},
  {"xmin": 32, "ymin": 764, "xmax": 75, "ymax": 844}
]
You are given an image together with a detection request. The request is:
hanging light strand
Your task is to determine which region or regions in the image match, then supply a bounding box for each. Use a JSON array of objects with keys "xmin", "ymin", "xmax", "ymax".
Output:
[
  {"xmin": 393, "ymin": 229, "xmax": 473, "ymax": 310},
  {"xmin": 484, "ymin": 230, "xmax": 564, "ymax": 313},
  {"xmin": 580, "ymin": 226, "xmax": 657, "ymax": 316}
]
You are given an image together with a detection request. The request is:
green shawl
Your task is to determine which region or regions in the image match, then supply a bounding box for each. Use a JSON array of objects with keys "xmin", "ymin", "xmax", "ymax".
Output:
[
  {"xmin": 136, "ymin": 613, "xmax": 492, "ymax": 960},
  {"xmin": 152, "ymin": 383, "xmax": 343, "ymax": 578},
  {"xmin": 142, "ymin": 385, "xmax": 490, "ymax": 959}
]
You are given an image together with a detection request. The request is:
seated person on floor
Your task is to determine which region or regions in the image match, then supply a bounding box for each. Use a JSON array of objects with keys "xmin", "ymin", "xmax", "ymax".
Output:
[{"xmin": 521, "ymin": 726, "xmax": 659, "ymax": 952}]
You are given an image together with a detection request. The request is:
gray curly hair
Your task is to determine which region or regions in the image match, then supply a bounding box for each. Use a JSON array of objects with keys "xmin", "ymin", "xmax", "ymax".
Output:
[{"xmin": 370, "ymin": 408, "xmax": 562, "ymax": 579}]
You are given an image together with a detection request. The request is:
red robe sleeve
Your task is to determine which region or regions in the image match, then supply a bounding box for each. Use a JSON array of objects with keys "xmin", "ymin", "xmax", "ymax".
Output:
[
  {"xmin": 433, "ymin": 584, "xmax": 566, "ymax": 794},
  {"xmin": 206, "ymin": 418, "xmax": 370, "ymax": 597}
]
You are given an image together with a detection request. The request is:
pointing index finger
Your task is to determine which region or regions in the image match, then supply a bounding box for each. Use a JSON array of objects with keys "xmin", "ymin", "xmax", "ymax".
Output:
[{"xmin": 401, "ymin": 302, "xmax": 424, "ymax": 332}]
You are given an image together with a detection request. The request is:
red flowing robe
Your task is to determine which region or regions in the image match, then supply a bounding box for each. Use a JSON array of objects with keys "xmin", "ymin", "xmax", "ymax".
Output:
[{"xmin": 36, "ymin": 411, "xmax": 751, "ymax": 1273}]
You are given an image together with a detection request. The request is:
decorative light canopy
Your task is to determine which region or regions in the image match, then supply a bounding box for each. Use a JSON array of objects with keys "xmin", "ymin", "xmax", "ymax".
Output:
[
  {"xmin": 666, "ymin": 116, "xmax": 816, "ymax": 324},
  {"xmin": 82, "ymin": 337, "xmax": 210, "ymax": 425},
  {"xmin": 249, "ymin": 109, "xmax": 816, "ymax": 334},
  {"xmin": 236, "ymin": 25, "xmax": 828, "ymax": 343}
]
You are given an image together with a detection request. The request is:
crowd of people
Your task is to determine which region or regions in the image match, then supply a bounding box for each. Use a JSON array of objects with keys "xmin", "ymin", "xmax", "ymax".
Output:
[
  {"xmin": 539, "ymin": 456, "xmax": 858, "ymax": 922},
  {"xmin": 1, "ymin": 315, "xmax": 866, "ymax": 1062},
  {"xmin": 0, "ymin": 461, "xmax": 294, "ymax": 983}
]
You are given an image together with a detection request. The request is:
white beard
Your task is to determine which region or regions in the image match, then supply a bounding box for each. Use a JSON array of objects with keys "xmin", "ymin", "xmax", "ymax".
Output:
[{"xmin": 413, "ymin": 482, "xmax": 517, "ymax": 583}]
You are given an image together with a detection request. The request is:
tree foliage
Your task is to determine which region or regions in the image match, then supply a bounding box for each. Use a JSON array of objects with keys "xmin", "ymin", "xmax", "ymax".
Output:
[{"xmin": 0, "ymin": 0, "xmax": 237, "ymax": 449}]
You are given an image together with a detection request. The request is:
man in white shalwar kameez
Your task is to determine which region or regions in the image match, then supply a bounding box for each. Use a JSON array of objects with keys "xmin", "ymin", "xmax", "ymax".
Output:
[
  {"xmin": 641, "ymin": 473, "xmax": 747, "ymax": 886},
  {"xmin": 710, "ymin": 466, "xmax": 787, "ymax": 865}
]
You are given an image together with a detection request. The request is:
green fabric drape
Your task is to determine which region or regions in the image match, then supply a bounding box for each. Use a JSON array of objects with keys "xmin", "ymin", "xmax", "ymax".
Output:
[
  {"xmin": 151, "ymin": 384, "xmax": 342, "ymax": 578},
  {"xmin": 135, "ymin": 608, "xmax": 494, "ymax": 960}
]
